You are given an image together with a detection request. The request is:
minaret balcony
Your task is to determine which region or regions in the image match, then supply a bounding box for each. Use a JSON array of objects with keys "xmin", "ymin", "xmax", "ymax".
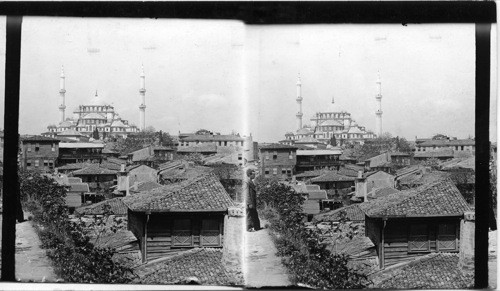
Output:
[
  {"xmin": 139, "ymin": 88, "xmax": 146, "ymax": 93},
  {"xmin": 296, "ymin": 112, "xmax": 303, "ymax": 118},
  {"xmin": 59, "ymin": 89, "xmax": 66, "ymax": 94},
  {"xmin": 296, "ymin": 97, "xmax": 302, "ymax": 102},
  {"xmin": 59, "ymin": 105, "xmax": 66, "ymax": 110},
  {"xmin": 376, "ymin": 110, "xmax": 383, "ymax": 116},
  {"xmin": 139, "ymin": 104, "xmax": 146, "ymax": 110},
  {"xmin": 375, "ymin": 94, "xmax": 382, "ymax": 100}
]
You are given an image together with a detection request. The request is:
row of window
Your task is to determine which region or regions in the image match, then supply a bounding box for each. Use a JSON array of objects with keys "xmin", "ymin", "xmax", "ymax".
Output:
[
  {"xmin": 264, "ymin": 151, "xmax": 294, "ymax": 160},
  {"xmin": 26, "ymin": 159, "xmax": 54, "ymax": 168},
  {"xmin": 264, "ymin": 167, "xmax": 292, "ymax": 176},
  {"xmin": 26, "ymin": 143, "xmax": 56, "ymax": 152},
  {"xmin": 179, "ymin": 141, "xmax": 244, "ymax": 147},
  {"xmin": 171, "ymin": 218, "xmax": 221, "ymax": 247},
  {"xmin": 408, "ymin": 223, "xmax": 457, "ymax": 252},
  {"xmin": 80, "ymin": 106, "xmax": 112, "ymax": 112},
  {"xmin": 416, "ymin": 145, "xmax": 472, "ymax": 152}
]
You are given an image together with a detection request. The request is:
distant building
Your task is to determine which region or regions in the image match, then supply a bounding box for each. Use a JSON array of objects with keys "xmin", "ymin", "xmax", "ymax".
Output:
[
  {"xmin": 20, "ymin": 135, "xmax": 60, "ymax": 172},
  {"xmin": 414, "ymin": 138, "xmax": 475, "ymax": 155},
  {"xmin": 284, "ymin": 76, "xmax": 377, "ymax": 147},
  {"xmin": 364, "ymin": 151, "xmax": 411, "ymax": 173},
  {"xmin": 58, "ymin": 142, "xmax": 105, "ymax": 165},
  {"xmin": 295, "ymin": 148, "xmax": 343, "ymax": 173},
  {"xmin": 46, "ymin": 66, "xmax": 142, "ymax": 139},
  {"xmin": 258, "ymin": 143, "xmax": 298, "ymax": 180}
]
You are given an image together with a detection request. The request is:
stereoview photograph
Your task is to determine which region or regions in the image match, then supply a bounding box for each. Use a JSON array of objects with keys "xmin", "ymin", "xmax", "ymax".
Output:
[{"xmin": 0, "ymin": 16, "xmax": 496, "ymax": 289}]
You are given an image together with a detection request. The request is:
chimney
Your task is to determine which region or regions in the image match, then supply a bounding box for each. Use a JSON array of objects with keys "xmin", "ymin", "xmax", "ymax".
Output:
[
  {"xmin": 222, "ymin": 206, "xmax": 244, "ymax": 275},
  {"xmin": 458, "ymin": 211, "xmax": 475, "ymax": 277},
  {"xmin": 120, "ymin": 164, "xmax": 125, "ymax": 172},
  {"xmin": 126, "ymin": 176, "xmax": 130, "ymax": 196},
  {"xmin": 355, "ymin": 171, "xmax": 367, "ymax": 202},
  {"xmin": 133, "ymin": 181, "xmax": 139, "ymax": 191},
  {"xmin": 292, "ymin": 176, "xmax": 297, "ymax": 183}
]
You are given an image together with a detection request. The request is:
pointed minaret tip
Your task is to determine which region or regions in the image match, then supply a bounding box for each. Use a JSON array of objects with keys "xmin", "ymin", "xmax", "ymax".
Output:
[
  {"xmin": 297, "ymin": 73, "xmax": 301, "ymax": 84},
  {"xmin": 141, "ymin": 64, "xmax": 145, "ymax": 76},
  {"xmin": 61, "ymin": 65, "xmax": 65, "ymax": 77},
  {"xmin": 377, "ymin": 70, "xmax": 381, "ymax": 82},
  {"xmin": 331, "ymin": 96, "xmax": 335, "ymax": 104},
  {"xmin": 95, "ymin": 90, "xmax": 98, "ymax": 97}
]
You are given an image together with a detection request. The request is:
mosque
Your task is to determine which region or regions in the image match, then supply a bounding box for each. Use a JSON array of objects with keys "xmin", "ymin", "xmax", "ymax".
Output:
[
  {"xmin": 283, "ymin": 74, "xmax": 383, "ymax": 146},
  {"xmin": 45, "ymin": 66, "xmax": 146, "ymax": 139}
]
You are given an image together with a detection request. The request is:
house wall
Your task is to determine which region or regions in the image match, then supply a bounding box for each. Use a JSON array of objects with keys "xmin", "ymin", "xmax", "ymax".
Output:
[
  {"xmin": 312, "ymin": 180, "xmax": 354, "ymax": 191},
  {"xmin": 381, "ymin": 218, "xmax": 461, "ymax": 268},
  {"xmin": 21, "ymin": 141, "xmax": 59, "ymax": 172},
  {"xmin": 129, "ymin": 165, "xmax": 157, "ymax": 186},
  {"xmin": 135, "ymin": 212, "xmax": 225, "ymax": 261},
  {"xmin": 65, "ymin": 192, "xmax": 83, "ymax": 208},
  {"xmin": 260, "ymin": 148, "xmax": 297, "ymax": 180},
  {"xmin": 367, "ymin": 172, "xmax": 395, "ymax": 192}
]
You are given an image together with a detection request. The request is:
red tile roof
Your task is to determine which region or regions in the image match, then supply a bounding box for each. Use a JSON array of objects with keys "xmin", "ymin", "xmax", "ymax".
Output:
[
  {"xmin": 134, "ymin": 248, "xmax": 242, "ymax": 285},
  {"xmin": 310, "ymin": 171, "xmax": 356, "ymax": 183},
  {"xmin": 313, "ymin": 204, "xmax": 365, "ymax": 223},
  {"xmin": 75, "ymin": 197, "xmax": 128, "ymax": 215},
  {"xmin": 123, "ymin": 173, "xmax": 234, "ymax": 212},
  {"xmin": 373, "ymin": 253, "xmax": 473, "ymax": 289},
  {"xmin": 414, "ymin": 149, "xmax": 454, "ymax": 158},
  {"xmin": 259, "ymin": 143, "xmax": 298, "ymax": 150},
  {"xmin": 21, "ymin": 135, "xmax": 60, "ymax": 142},
  {"xmin": 72, "ymin": 165, "xmax": 117, "ymax": 175},
  {"xmin": 177, "ymin": 144, "xmax": 218, "ymax": 153},
  {"xmin": 360, "ymin": 179, "xmax": 471, "ymax": 218},
  {"xmin": 419, "ymin": 138, "xmax": 475, "ymax": 147}
]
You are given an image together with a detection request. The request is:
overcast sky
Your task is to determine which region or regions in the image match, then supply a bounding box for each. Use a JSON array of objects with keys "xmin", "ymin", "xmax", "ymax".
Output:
[{"xmin": 0, "ymin": 17, "xmax": 496, "ymax": 142}]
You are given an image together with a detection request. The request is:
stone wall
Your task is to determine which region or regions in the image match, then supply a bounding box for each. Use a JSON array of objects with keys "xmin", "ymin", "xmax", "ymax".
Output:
[{"xmin": 222, "ymin": 206, "xmax": 244, "ymax": 270}]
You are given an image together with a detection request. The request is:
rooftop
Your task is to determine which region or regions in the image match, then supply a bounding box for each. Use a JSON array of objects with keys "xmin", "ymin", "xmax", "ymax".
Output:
[
  {"xmin": 123, "ymin": 173, "xmax": 234, "ymax": 212},
  {"xmin": 72, "ymin": 165, "xmax": 117, "ymax": 175},
  {"xmin": 310, "ymin": 171, "xmax": 356, "ymax": 183},
  {"xmin": 418, "ymin": 138, "xmax": 475, "ymax": 147},
  {"xmin": 359, "ymin": 179, "xmax": 471, "ymax": 218},
  {"xmin": 372, "ymin": 253, "xmax": 473, "ymax": 289},
  {"xmin": 59, "ymin": 142, "xmax": 104, "ymax": 149},
  {"xmin": 75, "ymin": 197, "xmax": 128, "ymax": 216},
  {"xmin": 134, "ymin": 248, "xmax": 242, "ymax": 285},
  {"xmin": 180, "ymin": 134, "xmax": 244, "ymax": 142},
  {"xmin": 177, "ymin": 144, "xmax": 218, "ymax": 153},
  {"xmin": 313, "ymin": 204, "xmax": 365, "ymax": 223},
  {"xmin": 21, "ymin": 135, "xmax": 60, "ymax": 142},
  {"xmin": 296, "ymin": 149, "xmax": 342, "ymax": 156},
  {"xmin": 259, "ymin": 143, "xmax": 298, "ymax": 150},
  {"xmin": 414, "ymin": 148, "xmax": 454, "ymax": 158}
]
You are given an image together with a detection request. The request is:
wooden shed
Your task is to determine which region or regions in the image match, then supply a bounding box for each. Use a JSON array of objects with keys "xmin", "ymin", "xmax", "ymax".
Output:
[
  {"xmin": 359, "ymin": 179, "xmax": 471, "ymax": 269},
  {"xmin": 123, "ymin": 173, "xmax": 234, "ymax": 262}
]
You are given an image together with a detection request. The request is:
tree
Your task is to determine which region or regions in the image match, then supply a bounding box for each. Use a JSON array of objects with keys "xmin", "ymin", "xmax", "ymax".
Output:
[
  {"xmin": 329, "ymin": 135, "xmax": 337, "ymax": 147},
  {"xmin": 432, "ymin": 133, "xmax": 448, "ymax": 140},
  {"xmin": 195, "ymin": 129, "xmax": 212, "ymax": 135},
  {"xmin": 185, "ymin": 153, "xmax": 204, "ymax": 165},
  {"xmin": 395, "ymin": 136, "xmax": 412, "ymax": 153},
  {"xmin": 92, "ymin": 128, "xmax": 100, "ymax": 140}
]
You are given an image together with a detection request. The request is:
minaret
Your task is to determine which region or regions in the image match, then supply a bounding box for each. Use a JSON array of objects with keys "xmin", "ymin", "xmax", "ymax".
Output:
[
  {"xmin": 295, "ymin": 75, "xmax": 303, "ymax": 131},
  {"xmin": 59, "ymin": 66, "xmax": 66, "ymax": 123},
  {"xmin": 375, "ymin": 72, "xmax": 383, "ymax": 136},
  {"xmin": 139, "ymin": 65, "xmax": 146, "ymax": 131}
]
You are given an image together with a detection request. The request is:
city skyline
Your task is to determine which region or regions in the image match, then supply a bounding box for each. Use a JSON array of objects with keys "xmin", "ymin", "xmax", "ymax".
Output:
[{"xmin": 0, "ymin": 18, "xmax": 496, "ymax": 142}]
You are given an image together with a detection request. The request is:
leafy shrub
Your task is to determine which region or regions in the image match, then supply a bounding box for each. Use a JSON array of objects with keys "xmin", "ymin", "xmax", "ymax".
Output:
[
  {"xmin": 19, "ymin": 169, "xmax": 132, "ymax": 283},
  {"xmin": 256, "ymin": 179, "xmax": 369, "ymax": 289}
]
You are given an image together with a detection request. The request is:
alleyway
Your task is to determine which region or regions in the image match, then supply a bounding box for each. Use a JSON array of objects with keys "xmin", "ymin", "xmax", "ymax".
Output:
[
  {"xmin": 0, "ymin": 216, "xmax": 59, "ymax": 282},
  {"xmin": 244, "ymin": 223, "xmax": 291, "ymax": 288}
]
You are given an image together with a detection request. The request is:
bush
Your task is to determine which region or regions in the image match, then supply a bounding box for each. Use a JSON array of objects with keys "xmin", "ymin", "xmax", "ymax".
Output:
[
  {"xmin": 19, "ymin": 169, "xmax": 132, "ymax": 283},
  {"xmin": 256, "ymin": 179, "xmax": 369, "ymax": 289}
]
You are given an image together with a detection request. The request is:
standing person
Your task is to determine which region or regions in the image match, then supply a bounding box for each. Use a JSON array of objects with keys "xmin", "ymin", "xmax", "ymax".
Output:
[{"xmin": 245, "ymin": 168, "xmax": 260, "ymax": 231}]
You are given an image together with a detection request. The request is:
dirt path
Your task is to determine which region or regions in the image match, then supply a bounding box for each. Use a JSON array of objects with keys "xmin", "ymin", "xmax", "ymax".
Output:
[{"xmin": 244, "ymin": 224, "xmax": 291, "ymax": 288}]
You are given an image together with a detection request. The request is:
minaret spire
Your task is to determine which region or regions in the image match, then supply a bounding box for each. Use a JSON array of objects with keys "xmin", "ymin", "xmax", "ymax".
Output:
[
  {"xmin": 375, "ymin": 71, "xmax": 383, "ymax": 136},
  {"xmin": 295, "ymin": 74, "xmax": 303, "ymax": 131},
  {"xmin": 58, "ymin": 65, "xmax": 66, "ymax": 123},
  {"xmin": 139, "ymin": 65, "xmax": 146, "ymax": 131}
]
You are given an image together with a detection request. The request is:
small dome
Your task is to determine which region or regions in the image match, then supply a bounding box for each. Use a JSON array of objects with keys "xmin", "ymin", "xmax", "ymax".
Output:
[{"xmin": 88, "ymin": 91, "xmax": 108, "ymax": 106}]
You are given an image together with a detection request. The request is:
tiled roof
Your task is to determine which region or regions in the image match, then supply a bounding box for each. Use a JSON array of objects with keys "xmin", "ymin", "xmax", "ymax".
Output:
[
  {"xmin": 398, "ymin": 170, "xmax": 450, "ymax": 186},
  {"xmin": 135, "ymin": 248, "xmax": 242, "ymax": 285},
  {"xmin": 181, "ymin": 134, "xmax": 244, "ymax": 142},
  {"xmin": 359, "ymin": 179, "xmax": 471, "ymax": 218},
  {"xmin": 72, "ymin": 165, "xmax": 117, "ymax": 175},
  {"xmin": 414, "ymin": 148, "xmax": 454, "ymax": 158},
  {"xmin": 129, "ymin": 147, "xmax": 153, "ymax": 162},
  {"xmin": 130, "ymin": 181, "xmax": 163, "ymax": 193},
  {"xmin": 99, "ymin": 161, "xmax": 123, "ymax": 171},
  {"xmin": 177, "ymin": 144, "xmax": 217, "ymax": 153},
  {"xmin": 69, "ymin": 183, "xmax": 90, "ymax": 193},
  {"xmin": 59, "ymin": 142, "xmax": 104, "ymax": 149},
  {"xmin": 310, "ymin": 171, "xmax": 356, "ymax": 183},
  {"xmin": 75, "ymin": 197, "xmax": 128, "ymax": 215},
  {"xmin": 373, "ymin": 253, "xmax": 473, "ymax": 289},
  {"xmin": 307, "ymin": 190, "xmax": 328, "ymax": 200},
  {"xmin": 259, "ymin": 143, "xmax": 298, "ymax": 150},
  {"xmin": 106, "ymin": 157, "xmax": 127, "ymax": 165},
  {"xmin": 296, "ymin": 149, "xmax": 342, "ymax": 156},
  {"xmin": 367, "ymin": 187, "xmax": 400, "ymax": 200},
  {"xmin": 57, "ymin": 129, "xmax": 84, "ymax": 136},
  {"xmin": 21, "ymin": 135, "xmax": 60, "ymax": 142},
  {"xmin": 57, "ymin": 162, "xmax": 92, "ymax": 171},
  {"xmin": 295, "ymin": 170, "xmax": 325, "ymax": 178},
  {"xmin": 68, "ymin": 177, "xmax": 83, "ymax": 183},
  {"xmin": 441, "ymin": 156, "xmax": 475, "ymax": 171},
  {"xmin": 338, "ymin": 167, "xmax": 361, "ymax": 177},
  {"xmin": 295, "ymin": 137, "xmax": 320, "ymax": 144},
  {"xmin": 123, "ymin": 173, "xmax": 234, "ymax": 212},
  {"xmin": 395, "ymin": 165, "xmax": 423, "ymax": 178},
  {"xmin": 418, "ymin": 138, "xmax": 475, "ymax": 147},
  {"xmin": 313, "ymin": 204, "xmax": 365, "ymax": 223},
  {"xmin": 159, "ymin": 164, "xmax": 213, "ymax": 181}
]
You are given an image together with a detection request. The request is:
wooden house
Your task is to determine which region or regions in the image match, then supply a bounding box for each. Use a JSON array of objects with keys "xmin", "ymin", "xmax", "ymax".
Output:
[
  {"xmin": 71, "ymin": 164, "xmax": 117, "ymax": 192},
  {"xmin": 365, "ymin": 170, "xmax": 395, "ymax": 192},
  {"xmin": 122, "ymin": 173, "xmax": 234, "ymax": 262},
  {"xmin": 359, "ymin": 179, "xmax": 471, "ymax": 269},
  {"xmin": 310, "ymin": 171, "xmax": 355, "ymax": 191}
]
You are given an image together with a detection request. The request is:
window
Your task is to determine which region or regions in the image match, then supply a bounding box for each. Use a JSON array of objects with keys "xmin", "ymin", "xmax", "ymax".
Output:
[
  {"xmin": 34, "ymin": 160, "xmax": 39, "ymax": 167},
  {"xmin": 461, "ymin": 146, "xmax": 464, "ymax": 151},
  {"xmin": 51, "ymin": 143, "xmax": 55, "ymax": 152},
  {"xmin": 238, "ymin": 154, "xmax": 242, "ymax": 160},
  {"xmin": 224, "ymin": 141, "xmax": 228, "ymax": 146},
  {"xmin": 273, "ymin": 151, "xmax": 278, "ymax": 160},
  {"xmin": 218, "ymin": 141, "xmax": 222, "ymax": 146},
  {"xmin": 289, "ymin": 151, "xmax": 293, "ymax": 159},
  {"xmin": 26, "ymin": 160, "xmax": 31, "ymax": 167},
  {"xmin": 201, "ymin": 219, "xmax": 220, "ymax": 246},
  {"xmin": 282, "ymin": 169, "xmax": 287, "ymax": 175},
  {"xmin": 264, "ymin": 169, "xmax": 270, "ymax": 175},
  {"xmin": 265, "ymin": 152, "xmax": 269, "ymax": 160},
  {"xmin": 27, "ymin": 143, "xmax": 31, "ymax": 152},
  {"xmin": 408, "ymin": 224, "xmax": 430, "ymax": 252},
  {"xmin": 272, "ymin": 168, "xmax": 277, "ymax": 175},
  {"xmin": 172, "ymin": 219, "xmax": 192, "ymax": 247},
  {"xmin": 286, "ymin": 169, "xmax": 292, "ymax": 176},
  {"xmin": 43, "ymin": 160, "xmax": 49, "ymax": 167},
  {"xmin": 437, "ymin": 223, "xmax": 457, "ymax": 251}
]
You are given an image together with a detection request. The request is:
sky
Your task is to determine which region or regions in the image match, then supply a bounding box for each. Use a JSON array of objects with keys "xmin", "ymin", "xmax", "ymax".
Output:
[{"xmin": 0, "ymin": 17, "xmax": 497, "ymax": 143}]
